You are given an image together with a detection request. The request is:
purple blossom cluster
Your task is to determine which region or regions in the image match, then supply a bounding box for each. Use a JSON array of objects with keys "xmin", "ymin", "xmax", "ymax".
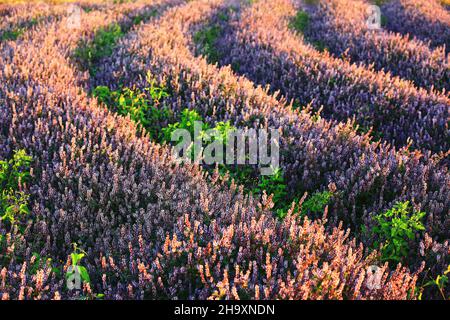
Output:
[
  {"xmin": 92, "ymin": 0, "xmax": 448, "ymax": 287},
  {"xmin": 301, "ymin": 0, "xmax": 450, "ymax": 92},
  {"xmin": 0, "ymin": 2, "xmax": 67, "ymax": 41},
  {"xmin": 213, "ymin": 0, "xmax": 449, "ymax": 153},
  {"xmin": 0, "ymin": 0, "xmax": 448, "ymax": 300},
  {"xmin": 381, "ymin": 0, "xmax": 450, "ymax": 52}
]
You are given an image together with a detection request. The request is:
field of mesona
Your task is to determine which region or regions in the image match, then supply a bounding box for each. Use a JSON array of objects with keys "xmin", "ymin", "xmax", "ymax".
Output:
[{"xmin": 0, "ymin": 0, "xmax": 448, "ymax": 300}]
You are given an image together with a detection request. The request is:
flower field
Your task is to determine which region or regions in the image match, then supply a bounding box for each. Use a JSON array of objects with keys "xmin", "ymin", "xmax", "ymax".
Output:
[{"xmin": 0, "ymin": 0, "xmax": 448, "ymax": 300}]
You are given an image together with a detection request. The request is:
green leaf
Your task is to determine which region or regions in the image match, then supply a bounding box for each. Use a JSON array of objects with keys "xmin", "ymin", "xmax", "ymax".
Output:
[
  {"xmin": 78, "ymin": 266, "xmax": 91, "ymax": 284},
  {"xmin": 371, "ymin": 201, "xmax": 425, "ymax": 263}
]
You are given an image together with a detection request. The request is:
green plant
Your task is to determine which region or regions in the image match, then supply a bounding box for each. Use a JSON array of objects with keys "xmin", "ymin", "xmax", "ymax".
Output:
[
  {"xmin": 217, "ymin": 12, "xmax": 229, "ymax": 22},
  {"xmin": 210, "ymin": 121, "xmax": 236, "ymax": 145},
  {"xmin": 93, "ymin": 73, "xmax": 170, "ymax": 140},
  {"xmin": 163, "ymin": 113, "xmax": 290, "ymax": 213},
  {"xmin": 290, "ymin": 10, "xmax": 309, "ymax": 34},
  {"xmin": 312, "ymin": 40, "xmax": 328, "ymax": 52},
  {"xmin": 302, "ymin": 190, "xmax": 333, "ymax": 215},
  {"xmin": 92, "ymin": 85, "xmax": 113, "ymax": 105},
  {"xmin": 81, "ymin": 6, "xmax": 93, "ymax": 13},
  {"xmin": 0, "ymin": 191, "xmax": 29, "ymax": 225},
  {"xmin": 354, "ymin": 124, "xmax": 383, "ymax": 143},
  {"xmin": 380, "ymin": 14, "xmax": 387, "ymax": 27},
  {"xmin": 66, "ymin": 243, "xmax": 90, "ymax": 288},
  {"xmin": 421, "ymin": 265, "xmax": 449, "ymax": 300},
  {"xmin": 74, "ymin": 23, "xmax": 124, "ymax": 75},
  {"xmin": 275, "ymin": 190, "xmax": 333, "ymax": 219},
  {"xmin": 30, "ymin": 252, "xmax": 61, "ymax": 276},
  {"xmin": 65, "ymin": 244, "xmax": 105, "ymax": 299},
  {"xmin": 162, "ymin": 109, "xmax": 236, "ymax": 161},
  {"xmin": 193, "ymin": 25, "xmax": 221, "ymax": 64},
  {"xmin": 254, "ymin": 167, "xmax": 287, "ymax": 207},
  {"xmin": 162, "ymin": 108, "xmax": 207, "ymax": 142},
  {"xmin": 0, "ymin": 150, "xmax": 32, "ymax": 226},
  {"xmin": 132, "ymin": 9, "xmax": 158, "ymax": 25},
  {"xmin": 372, "ymin": 201, "xmax": 426, "ymax": 263},
  {"xmin": 1, "ymin": 28, "xmax": 25, "ymax": 41},
  {"xmin": 0, "ymin": 149, "xmax": 32, "ymax": 188},
  {"xmin": 115, "ymin": 88, "xmax": 150, "ymax": 124},
  {"xmin": 145, "ymin": 72, "xmax": 170, "ymax": 103},
  {"xmin": 218, "ymin": 164, "xmax": 256, "ymax": 186},
  {"xmin": 373, "ymin": 0, "xmax": 389, "ymax": 5},
  {"xmin": 1, "ymin": 18, "xmax": 40, "ymax": 42}
]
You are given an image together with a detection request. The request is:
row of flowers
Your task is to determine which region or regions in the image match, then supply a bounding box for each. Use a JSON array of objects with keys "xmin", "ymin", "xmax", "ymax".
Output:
[
  {"xmin": 0, "ymin": 0, "xmax": 434, "ymax": 300},
  {"xmin": 90, "ymin": 0, "xmax": 449, "ymax": 295}
]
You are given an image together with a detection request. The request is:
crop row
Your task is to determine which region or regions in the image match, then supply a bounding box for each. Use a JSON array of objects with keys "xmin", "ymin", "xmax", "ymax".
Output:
[
  {"xmin": 217, "ymin": 2, "xmax": 450, "ymax": 151},
  {"xmin": 212, "ymin": 0, "xmax": 449, "ymax": 153},
  {"xmin": 0, "ymin": 0, "xmax": 425, "ymax": 300},
  {"xmin": 89, "ymin": 0, "xmax": 449, "ymax": 289},
  {"xmin": 0, "ymin": 2, "xmax": 70, "ymax": 41}
]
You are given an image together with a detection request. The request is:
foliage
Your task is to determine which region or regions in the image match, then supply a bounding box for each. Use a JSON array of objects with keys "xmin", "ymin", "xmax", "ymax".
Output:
[
  {"xmin": 380, "ymin": 14, "xmax": 387, "ymax": 27},
  {"xmin": 30, "ymin": 252, "xmax": 61, "ymax": 276},
  {"xmin": 209, "ymin": 120, "xmax": 236, "ymax": 145},
  {"xmin": 162, "ymin": 108, "xmax": 207, "ymax": 143},
  {"xmin": 1, "ymin": 18, "xmax": 39, "ymax": 41},
  {"xmin": 0, "ymin": 191, "xmax": 29, "ymax": 226},
  {"xmin": 302, "ymin": 190, "xmax": 333, "ymax": 215},
  {"xmin": 162, "ymin": 109, "xmax": 237, "ymax": 143},
  {"xmin": 254, "ymin": 167, "xmax": 287, "ymax": 208},
  {"xmin": 275, "ymin": 190, "xmax": 333, "ymax": 219},
  {"xmin": 218, "ymin": 164, "xmax": 256, "ymax": 187},
  {"xmin": 1, "ymin": 27, "xmax": 25, "ymax": 41},
  {"xmin": 132, "ymin": 8, "xmax": 158, "ymax": 25},
  {"xmin": 373, "ymin": 0, "xmax": 389, "ymax": 5},
  {"xmin": 311, "ymin": 40, "xmax": 328, "ymax": 52},
  {"xmin": 372, "ymin": 201, "xmax": 426, "ymax": 263},
  {"xmin": 64, "ymin": 244, "xmax": 105, "ymax": 299},
  {"xmin": 220, "ymin": 166, "xmax": 332, "ymax": 221},
  {"xmin": 162, "ymin": 108, "xmax": 235, "ymax": 161}
]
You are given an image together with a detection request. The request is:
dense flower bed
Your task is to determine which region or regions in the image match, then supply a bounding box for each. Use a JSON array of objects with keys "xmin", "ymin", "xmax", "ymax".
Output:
[
  {"xmin": 215, "ymin": 0, "xmax": 449, "ymax": 153},
  {"xmin": 90, "ymin": 0, "xmax": 449, "ymax": 289},
  {"xmin": 0, "ymin": 0, "xmax": 447, "ymax": 300},
  {"xmin": 381, "ymin": 0, "xmax": 450, "ymax": 51},
  {"xmin": 302, "ymin": 0, "xmax": 450, "ymax": 92}
]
